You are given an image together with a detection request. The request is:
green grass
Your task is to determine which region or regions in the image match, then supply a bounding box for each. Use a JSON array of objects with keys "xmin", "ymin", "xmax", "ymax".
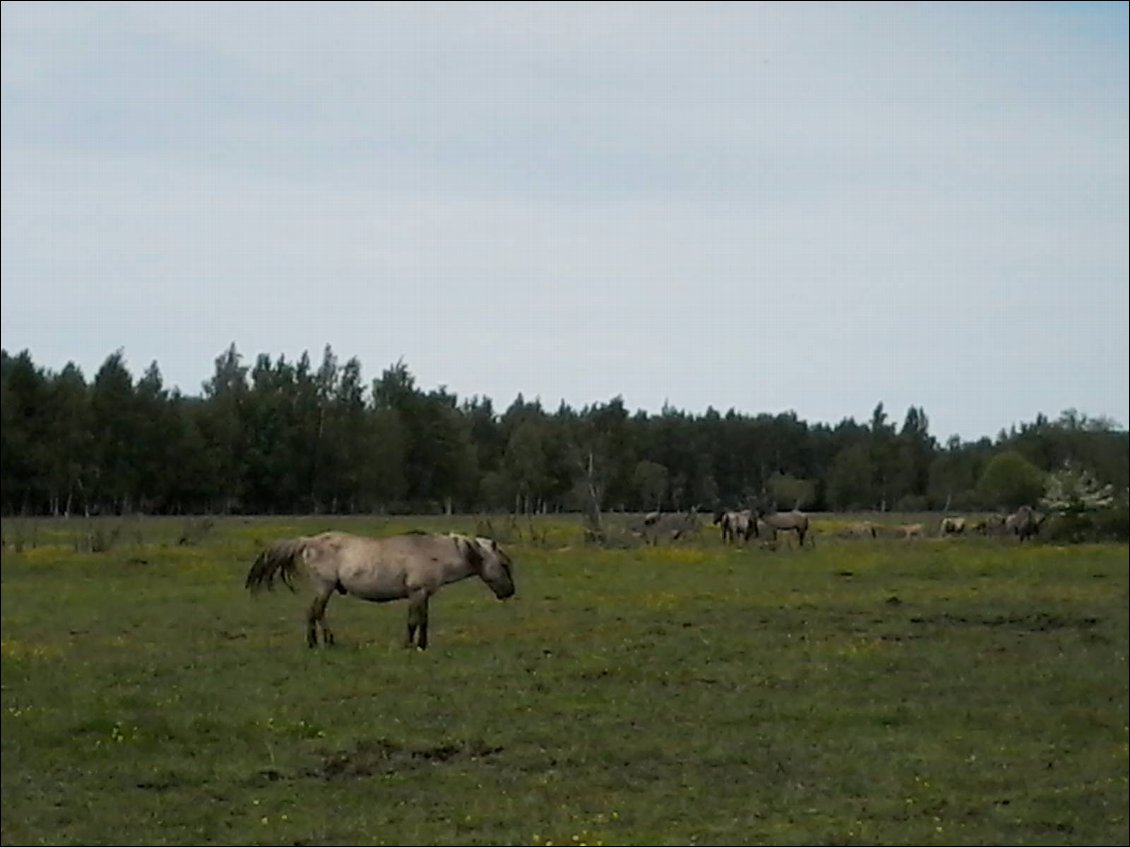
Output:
[{"xmin": 2, "ymin": 516, "xmax": 1127, "ymax": 845}]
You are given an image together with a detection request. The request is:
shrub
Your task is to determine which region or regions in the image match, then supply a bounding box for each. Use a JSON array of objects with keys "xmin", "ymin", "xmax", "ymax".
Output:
[{"xmin": 1042, "ymin": 505, "xmax": 1129, "ymax": 543}]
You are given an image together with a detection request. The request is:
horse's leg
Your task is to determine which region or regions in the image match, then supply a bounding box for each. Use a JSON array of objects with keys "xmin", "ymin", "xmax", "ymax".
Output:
[
  {"xmin": 320, "ymin": 602, "xmax": 336, "ymax": 647},
  {"xmin": 405, "ymin": 590, "xmax": 430, "ymax": 650},
  {"xmin": 416, "ymin": 597, "xmax": 430, "ymax": 651},
  {"xmin": 306, "ymin": 584, "xmax": 335, "ymax": 648}
]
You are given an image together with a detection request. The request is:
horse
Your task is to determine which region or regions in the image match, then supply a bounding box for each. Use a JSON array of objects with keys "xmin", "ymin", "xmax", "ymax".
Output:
[
  {"xmin": 893, "ymin": 523, "xmax": 925, "ymax": 540},
  {"xmin": 939, "ymin": 516, "xmax": 966, "ymax": 537},
  {"xmin": 245, "ymin": 530, "xmax": 515, "ymax": 650},
  {"xmin": 641, "ymin": 509, "xmax": 702, "ymax": 545},
  {"xmin": 843, "ymin": 521, "xmax": 877, "ymax": 539},
  {"xmin": 969, "ymin": 514, "xmax": 1007, "ymax": 535},
  {"xmin": 712, "ymin": 509, "xmax": 755, "ymax": 544},
  {"xmin": 1006, "ymin": 505, "xmax": 1044, "ymax": 542},
  {"xmin": 753, "ymin": 507, "xmax": 812, "ymax": 548}
]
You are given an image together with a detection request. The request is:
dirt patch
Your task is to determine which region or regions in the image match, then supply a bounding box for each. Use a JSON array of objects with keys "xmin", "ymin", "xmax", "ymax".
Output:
[
  {"xmin": 908, "ymin": 612, "xmax": 1099, "ymax": 632},
  {"xmin": 310, "ymin": 738, "xmax": 503, "ymax": 780}
]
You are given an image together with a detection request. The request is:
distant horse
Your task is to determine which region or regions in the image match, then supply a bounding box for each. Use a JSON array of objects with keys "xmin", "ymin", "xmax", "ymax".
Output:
[
  {"xmin": 895, "ymin": 523, "xmax": 925, "ymax": 540},
  {"xmin": 641, "ymin": 509, "xmax": 702, "ymax": 545},
  {"xmin": 971, "ymin": 513, "xmax": 1008, "ymax": 536},
  {"xmin": 844, "ymin": 521, "xmax": 877, "ymax": 539},
  {"xmin": 754, "ymin": 508, "xmax": 812, "ymax": 548},
  {"xmin": 245, "ymin": 530, "xmax": 515, "ymax": 650},
  {"xmin": 939, "ymin": 516, "xmax": 966, "ymax": 537},
  {"xmin": 1006, "ymin": 506, "xmax": 1044, "ymax": 542},
  {"xmin": 712, "ymin": 509, "xmax": 755, "ymax": 544}
]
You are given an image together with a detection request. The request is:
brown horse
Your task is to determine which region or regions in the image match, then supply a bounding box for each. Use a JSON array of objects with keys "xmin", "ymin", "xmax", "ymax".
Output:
[{"xmin": 245, "ymin": 530, "xmax": 515, "ymax": 650}]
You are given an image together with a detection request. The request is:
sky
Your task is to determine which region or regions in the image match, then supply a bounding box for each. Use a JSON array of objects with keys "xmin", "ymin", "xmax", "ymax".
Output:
[{"xmin": 2, "ymin": 1, "xmax": 1127, "ymax": 443}]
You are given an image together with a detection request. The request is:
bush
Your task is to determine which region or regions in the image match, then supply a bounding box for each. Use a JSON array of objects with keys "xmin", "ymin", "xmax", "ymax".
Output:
[
  {"xmin": 1042, "ymin": 505, "xmax": 1129, "ymax": 543},
  {"xmin": 1090, "ymin": 504, "xmax": 1130, "ymax": 542}
]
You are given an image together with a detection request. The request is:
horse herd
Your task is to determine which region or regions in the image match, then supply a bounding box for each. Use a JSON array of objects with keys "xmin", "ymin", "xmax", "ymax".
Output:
[
  {"xmin": 245, "ymin": 505, "xmax": 1046, "ymax": 650},
  {"xmin": 630, "ymin": 506, "xmax": 813, "ymax": 548},
  {"xmin": 832, "ymin": 507, "xmax": 1045, "ymax": 542},
  {"xmin": 937, "ymin": 505, "xmax": 1046, "ymax": 541},
  {"xmin": 711, "ymin": 507, "xmax": 812, "ymax": 548}
]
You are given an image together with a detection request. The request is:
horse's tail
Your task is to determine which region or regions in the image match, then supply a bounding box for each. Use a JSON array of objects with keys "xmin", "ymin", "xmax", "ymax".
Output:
[{"xmin": 245, "ymin": 537, "xmax": 309, "ymax": 594}]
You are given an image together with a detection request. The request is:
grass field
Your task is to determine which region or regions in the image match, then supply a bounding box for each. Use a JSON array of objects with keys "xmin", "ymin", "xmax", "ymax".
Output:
[{"xmin": 2, "ymin": 514, "xmax": 1127, "ymax": 846}]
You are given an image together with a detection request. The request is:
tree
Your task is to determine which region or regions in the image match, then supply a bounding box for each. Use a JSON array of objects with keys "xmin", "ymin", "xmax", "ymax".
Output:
[
  {"xmin": 199, "ymin": 343, "xmax": 249, "ymax": 512},
  {"xmin": 5, "ymin": 346, "xmax": 1128, "ymax": 523},
  {"xmin": 766, "ymin": 472, "xmax": 816, "ymax": 511},
  {"xmin": 827, "ymin": 443, "xmax": 874, "ymax": 510},
  {"xmin": 363, "ymin": 407, "xmax": 409, "ymax": 510},
  {"xmin": 242, "ymin": 353, "xmax": 300, "ymax": 512},
  {"xmin": 90, "ymin": 351, "xmax": 141, "ymax": 513},
  {"xmin": 505, "ymin": 420, "xmax": 551, "ymax": 514},
  {"xmin": 868, "ymin": 402, "xmax": 898, "ymax": 510},
  {"xmin": 927, "ymin": 439, "xmax": 978, "ymax": 510},
  {"xmin": 39, "ymin": 363, "xmax": 92, "ymax": 516},
  {"xmin": 321, "ymin": 355, "xmax": 370, "ymax": 512},
  {"xmin": 134, "ymin": 361, "xmax": 181, "ymax": 512},
  {"xmin": 632, "ymin": 460, "xmax": 669, "ymax": 512},
  {"xmin": 892, "ymin": 406, "xmax": 934, "ymax": 507},
  {"xmin": 1, "ymin": 351, "xmax": 51, "ymax": 513},
  {"xmin": 976, "ymin": 450, "xmax": 1045, "ymax": 510},
  {"xmin": 1041, "ymin": 462, "xmax": 1115, "ymax": 515},
  {"xmin": 585, "ymin": 396, "xmax": 637, "ymax": 510}
]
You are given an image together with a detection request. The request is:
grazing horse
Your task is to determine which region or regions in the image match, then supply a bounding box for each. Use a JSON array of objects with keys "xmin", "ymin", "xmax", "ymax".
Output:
[
  {"xmin": 245, "ymin": 530, "xmax": 515, "ymax": 650},
  {"xmin": 940, "ymin": 516, "xmax": 966, "ymax": 536},
  {"xmin": 641, "ymin": 509, "xmax": 702, "ymax": 545},
  {"xmin": 754, "ymin": 508, "xmax": 812, "ymax": 548},
  {"xmin": 712, "ymin": 509, "xmax": 755, "ymax": 544},
  {"xmin": 844, "ymin": 521, "xmax": 877, "ymax": 539}
]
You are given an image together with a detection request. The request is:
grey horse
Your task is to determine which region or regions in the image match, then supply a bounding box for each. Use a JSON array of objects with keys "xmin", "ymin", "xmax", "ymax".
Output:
[
  {"xmin": 754, "ymin": 507, "xmax": 813, "ymax": 548},
  {"xmin": 712, "ymin": 509, "xmax": 756, "ymax": 544},
  {"xmin": 1006, "ymin": 506, "xmax": 1044, "ymax": 542},
  {"xmin": 245, "ymin": 530, "xmax": 515, "ymax": 650},
  {"xmin": 641, "ymin": 509, "xmax": 702, "ymax": 545}
]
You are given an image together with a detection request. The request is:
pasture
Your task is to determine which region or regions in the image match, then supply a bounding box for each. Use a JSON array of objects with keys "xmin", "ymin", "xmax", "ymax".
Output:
[{"xmin": 2, "ymin": 515, "xmax": 1127, "ymax": 846}]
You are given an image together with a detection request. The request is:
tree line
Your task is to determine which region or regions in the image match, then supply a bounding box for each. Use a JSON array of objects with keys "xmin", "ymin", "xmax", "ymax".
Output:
[{"xmin": 2, "ymin": 344, "xmax": 1127, "ymax": 518}]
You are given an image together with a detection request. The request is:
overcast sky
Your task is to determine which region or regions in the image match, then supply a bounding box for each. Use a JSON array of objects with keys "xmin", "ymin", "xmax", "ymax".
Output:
[{"xmin": 2, "ymin": 2, "xmax": 1127, "ymax": 442}]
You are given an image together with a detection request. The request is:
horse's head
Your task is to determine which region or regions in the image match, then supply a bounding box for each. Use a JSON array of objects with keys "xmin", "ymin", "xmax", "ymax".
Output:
[{"xmin": 471, "ymin": 536, "xmax": 516, "ymax": 600}]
